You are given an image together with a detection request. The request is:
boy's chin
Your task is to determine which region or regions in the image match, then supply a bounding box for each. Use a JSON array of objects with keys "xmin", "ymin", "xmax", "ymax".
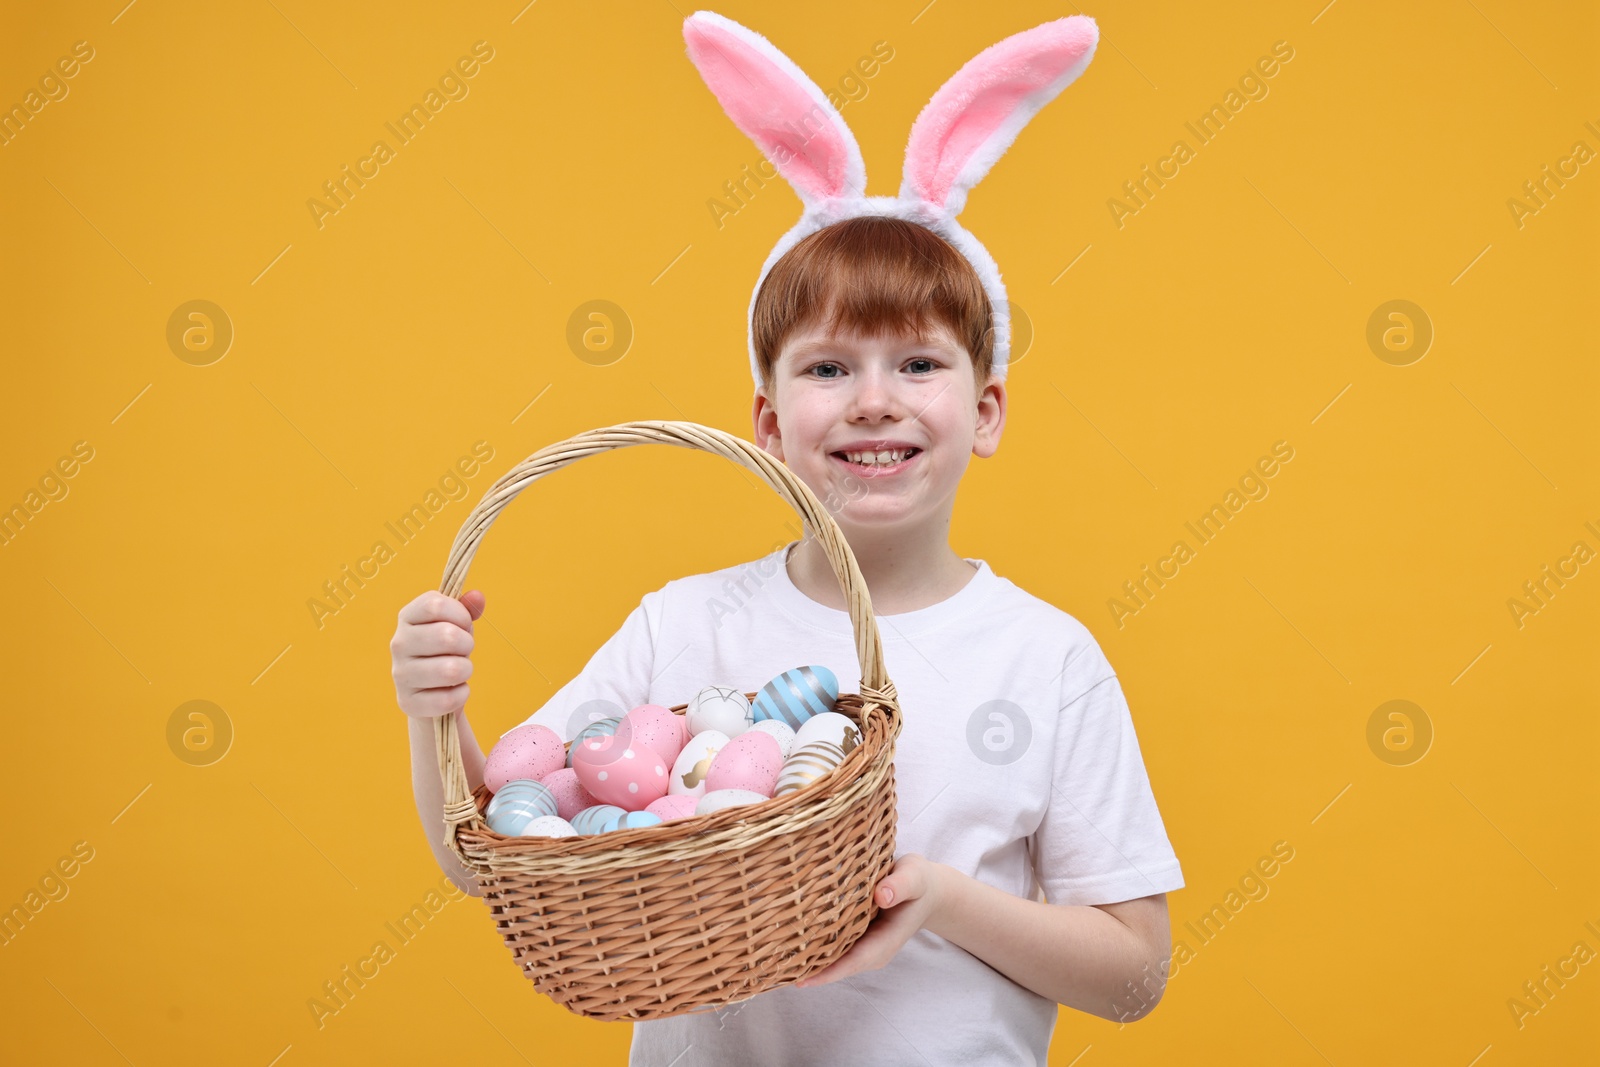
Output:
[{"xmin": 826, "ymin": 508, "xmax": 924, "ymax": 538}]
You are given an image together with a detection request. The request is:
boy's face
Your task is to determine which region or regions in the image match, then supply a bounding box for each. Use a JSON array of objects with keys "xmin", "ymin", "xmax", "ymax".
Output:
[{"xmin": 752, "ymin": 317, "xmax": 1005, "ymax": 539}]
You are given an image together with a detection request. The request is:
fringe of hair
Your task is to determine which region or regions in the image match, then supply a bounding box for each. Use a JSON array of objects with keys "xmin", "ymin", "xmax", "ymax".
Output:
[{"xmin": 752, "ymin": 216, "xmax": 994, "ymax": 390}]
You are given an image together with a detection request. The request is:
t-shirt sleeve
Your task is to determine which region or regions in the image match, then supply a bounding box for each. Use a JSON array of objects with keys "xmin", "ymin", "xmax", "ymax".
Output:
[
  {"xmin": 1031, "ymin": 639, "xmax": 1185, "ymax": 906},
  {"xmin": 498, "ymin": 591, "xmax": 660, "ymax": 743}
]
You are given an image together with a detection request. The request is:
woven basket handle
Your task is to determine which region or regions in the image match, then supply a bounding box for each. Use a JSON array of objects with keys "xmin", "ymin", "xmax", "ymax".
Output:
[{"xmin": 432, "ymin": 419, "xmax": 893, "ymax": 845}]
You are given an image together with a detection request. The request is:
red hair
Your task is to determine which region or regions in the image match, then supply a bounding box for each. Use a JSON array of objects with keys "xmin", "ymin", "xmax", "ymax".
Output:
[{"xmin": 751, "ymin": 216, "xmax": 994, "ymax": 390}]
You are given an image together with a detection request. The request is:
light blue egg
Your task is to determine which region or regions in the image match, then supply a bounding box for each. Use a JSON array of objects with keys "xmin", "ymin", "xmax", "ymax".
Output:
[
  {"xmin": 567, "ymin": 717, "xmax": 622, "ymax": 767},
  {"xmin": 605, "ymin": 810, "xmax": 663, "ymax": 832},
  {"xmin": 570, "ymin": 804, "xmax": 628, "ymax": 835},
  {"xmin": 488, "ymin": 795, "xmax": 561, "ymax": 835},
  {"xmin": 751, "ymin": 665, "xmax": 839, "ymax": 730},
  {"xmin": 487, "ymin": 780, "xmax": 557, "ymax": 826}
]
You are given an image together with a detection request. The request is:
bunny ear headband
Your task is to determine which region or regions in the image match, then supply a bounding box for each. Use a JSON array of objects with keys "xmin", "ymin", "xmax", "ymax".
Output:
[{"xmin": 682, "ymin": 10, "xmax": 1100, "ymax": 387}]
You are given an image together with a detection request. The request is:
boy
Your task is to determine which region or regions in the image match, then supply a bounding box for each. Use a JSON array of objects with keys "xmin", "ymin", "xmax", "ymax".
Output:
[{"xmin": 392, "ymin": 215, "xmax": 1185, "ymax": 1064}]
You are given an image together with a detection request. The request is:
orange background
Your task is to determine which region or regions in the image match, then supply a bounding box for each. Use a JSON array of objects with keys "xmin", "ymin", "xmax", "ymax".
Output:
[{"xmin": 2, "ymin": 1, "xmax": 1596, "ymax": 1063}]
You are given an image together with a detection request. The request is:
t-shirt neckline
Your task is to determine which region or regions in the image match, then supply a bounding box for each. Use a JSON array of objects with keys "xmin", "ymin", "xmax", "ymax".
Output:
[{"xmin": 762, "ymin": 539, "xmax": 997, "ymax": 637}]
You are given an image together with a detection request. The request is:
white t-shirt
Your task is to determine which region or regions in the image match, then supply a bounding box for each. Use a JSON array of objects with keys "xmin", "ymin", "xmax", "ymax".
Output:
[{"xmin": 506, "ymin": 541, "xmax": 1184, "ymax": 1066}]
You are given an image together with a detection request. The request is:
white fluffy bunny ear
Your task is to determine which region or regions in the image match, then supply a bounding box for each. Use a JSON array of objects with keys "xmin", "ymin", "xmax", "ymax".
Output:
[
  {"xmin": 901, "ymin": 16, "xmax": 1099, "ymax": 216},
  {"xmin": 683, "ymin": 11, "xmax": 868, "ymax": 205}
]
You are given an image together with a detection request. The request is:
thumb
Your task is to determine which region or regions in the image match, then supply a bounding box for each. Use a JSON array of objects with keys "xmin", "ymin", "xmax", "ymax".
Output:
[
  {"xmin": 459, "ymin": 590, "xmax": 486, "ymax": 625},
  {"xmin": 876, "ymin": 855, "xmax": 935, "ymax": 908},
  {"xmin": 876, "ymin": 867, "xmax": 916, "ymax": 908}
]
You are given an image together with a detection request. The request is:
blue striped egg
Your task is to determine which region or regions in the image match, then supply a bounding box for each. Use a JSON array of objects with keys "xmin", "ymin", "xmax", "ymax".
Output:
[
  {"xmin": 567, "ymin": 717, "xmax": 622, "ymax": 767},
  {"xmin": 751, "ymin": 665, "xmax": 839, "ymax": 730},
  {"xmin": 486, "ymin": 782, "xmax": 560, "ymax": 835},
  {"xmin": 487, "ymin": 783, "xmax": 556, "ymax": 820},
  {"xmin": 605, "ymin": 810, "xmax": 663, "ymax": 832},
  {"xmin": 570, "ymin": 804, "xmax": 628, "ymax": 835},
  {"xmin": 487, "ymin": 780, "xmax": 557, "ymax": 819}
]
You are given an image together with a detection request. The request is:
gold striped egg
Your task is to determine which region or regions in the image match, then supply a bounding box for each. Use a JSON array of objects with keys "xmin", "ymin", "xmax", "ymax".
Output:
[{"xmin": 774, "ymin": 739, "xmax": 848, "ymax": 796}]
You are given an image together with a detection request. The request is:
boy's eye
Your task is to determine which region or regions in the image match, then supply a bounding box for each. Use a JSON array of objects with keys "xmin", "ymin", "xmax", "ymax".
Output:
[{"xmin": 807, "ymin": 358, "xmax": 940, "ymax": 379}]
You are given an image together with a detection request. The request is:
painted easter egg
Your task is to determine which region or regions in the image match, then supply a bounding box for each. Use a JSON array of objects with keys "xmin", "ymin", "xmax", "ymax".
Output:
[
  {"xmin": 485, "ymin": 724, "xmax": 566, "ymax": 793},
  {"xmin": 774, "ymin": 740, "xmax": 849, "ymax": 797},
  {"xmin": 705, "ymin": 730, "xmax": 784, "ymax": 797},
  {"xmin": 485, "ymin": 780, "xmax": 560, "ymax": 835},
  {"xmin": 606, "ymin": 810, "xmax": 664, "ymax": 832},
  {"xmin": 622, "ymin": 704, "xmax": 688, "ymax": 764},
  {"xmin": 695, "ymin": 788, "xmax": 770, "ymax": 816},
  {"xmin": 791, "ymin": 711, "xmax": 862, "ymax": 756},
  {"xmin": 687, "ymin": 685, "xmax": 754, "ymax": 737},
  {"xmin": 645, "ymin": 794, "xmax": 698, "ymax": 822},
  {"xmin": 566, "ymin": 716, "xmax": 621, "ymax": 767},
  {"xmin": 571, "ymin": 733, "xmax": 670, "ymax": 810},
  {"xmin": 570, "ymin": 804, "xmax": 628, "ymax": 835},
  {"xmin": 518, "ymin": 815, "xmax": 577, "ymax": 838},
  {"xmin": 745, "ymin": 719, "xmax": 796, "ymax": 759},
  {"xmin": 486, "ymin": 779, "xmax": 558, "ymax": 818},
  {"xmin": 539, "ymin": 767, "xmax": 599, "ymax": 822},
  {"xmin": 751, "ymin": 666, "xmax": 838, "ymax": 730},
  {"xmin": 669, "ymin": 729, "xmax": 729, "ymax": 799}
]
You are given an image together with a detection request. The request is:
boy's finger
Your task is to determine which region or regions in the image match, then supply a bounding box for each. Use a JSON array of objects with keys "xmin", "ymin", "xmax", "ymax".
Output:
[{"xmin": 398, "ymin": 591, "xmax": 470, "ymax": 629}]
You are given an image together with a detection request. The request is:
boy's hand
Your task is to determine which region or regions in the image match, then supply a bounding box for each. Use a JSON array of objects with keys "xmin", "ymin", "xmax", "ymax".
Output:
[
  {"xmin": 391, "ymin": 590, "xmax": 487, "ymax": 719},
  {"xmin": 794, "ymin": 853, "xmax": 946, "ymax": 988}
]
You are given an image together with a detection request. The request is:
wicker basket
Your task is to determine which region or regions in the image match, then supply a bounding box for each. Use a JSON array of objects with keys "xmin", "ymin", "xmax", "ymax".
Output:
[{"xmin": 433, "ymin": 420, "xmax": 904, "ymax": 1022}]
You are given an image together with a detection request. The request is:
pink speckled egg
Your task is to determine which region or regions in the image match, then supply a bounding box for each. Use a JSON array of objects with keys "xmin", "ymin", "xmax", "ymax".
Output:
[
  {"xmin": 705, "ymin": 730, "xmax": 783, "ymax": 797},
  {"xmin": 539, "ymin": 767, "xmax": 600, "ymax": 822},
  {"xmin": 484, "ymin": 724, "xmax": 566, "ymax": 793},
  {"xmin": 570, "ymin": 733, "xmax": 670, "ymax": 811},
  {"xmin": 622, "ymin": 704, "xmax": 687, "ymax": 764},
  {"xmin": 645, "ymin": 794, "xmax": 698, "ymax": 822}
]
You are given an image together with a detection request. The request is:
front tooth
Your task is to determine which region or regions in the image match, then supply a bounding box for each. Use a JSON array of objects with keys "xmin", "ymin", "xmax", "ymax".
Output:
[{"xmin": 844, "ymin": 449, "xmax": 907, "ymax": 465}]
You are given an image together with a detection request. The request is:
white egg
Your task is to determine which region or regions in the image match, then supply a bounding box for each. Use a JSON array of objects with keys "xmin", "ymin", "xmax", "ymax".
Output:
[
  {"xmin": 687, "ymin": 686, "xmax": 754, "ymax": 737},
  {"xmin": 669, "ymin": 729, "xmax": 730, "ymax": 799},
  {"xmin": 745, "ymin": 719, "xmax": 796, "ymax": 759},
  {"xmin": 791, "ymin": 711, "xmax": 863, "ymax": 756},
  {"xmin": 695, "ymin": 788, "xmax": 770, "ymax": 816},
  {"xmin": 518, "ymin": 815, "xmax": 578, "ymax": 838}
]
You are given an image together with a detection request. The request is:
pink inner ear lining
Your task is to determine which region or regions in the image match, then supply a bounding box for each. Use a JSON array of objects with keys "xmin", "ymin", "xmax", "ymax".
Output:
[
  {"xmin": 905, "ymin": 18, "xmax": 1097, "ymax": 207},
  {"xmin": 685, "ymin": 20, "xmax": 852, "ymax": 202}
]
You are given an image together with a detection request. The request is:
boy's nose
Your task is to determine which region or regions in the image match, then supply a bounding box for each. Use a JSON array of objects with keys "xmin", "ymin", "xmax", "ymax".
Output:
[{"xmin": 845, "ymin": 368, "xmax": 903, "ymax": 420}]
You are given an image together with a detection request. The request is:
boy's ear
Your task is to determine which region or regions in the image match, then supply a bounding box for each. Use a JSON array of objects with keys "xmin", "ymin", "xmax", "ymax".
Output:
[
  {"xmin": 973, "ymin": 377, "xmax": 1006, "ymax": 459},
  {"xmin": 751, "ymin": 388, "xmax": 783, "ymax": 460}
]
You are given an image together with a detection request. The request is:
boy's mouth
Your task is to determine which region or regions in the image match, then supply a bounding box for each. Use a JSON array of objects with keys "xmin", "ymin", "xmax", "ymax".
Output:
[{"xmin": 830, "ymin": 447, "xmax": 921, "ymax": 476}]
